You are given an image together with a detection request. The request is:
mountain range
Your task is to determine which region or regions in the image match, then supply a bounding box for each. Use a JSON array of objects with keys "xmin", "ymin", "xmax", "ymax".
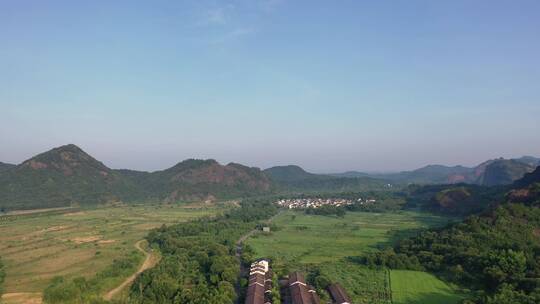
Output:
[
  {"xmin": 0, "ymin": 145, "xmax": 273, "ymax": 210},
  {"xmin": 331, "ymin": 156, "xmax": 540, "ymax": 185},
  {"xmin": 0, "ymin": 144, "xmax": 538, "ymax": 211},
  {"xmin": 263, "ymin": 165, "xmax": 389, "ymax": 193}
]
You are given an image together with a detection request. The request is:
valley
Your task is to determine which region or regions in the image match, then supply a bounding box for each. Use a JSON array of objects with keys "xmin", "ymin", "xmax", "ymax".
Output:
[{"xmin": 245, "ymin": 210, "xmax": 465, "ymax": 303}]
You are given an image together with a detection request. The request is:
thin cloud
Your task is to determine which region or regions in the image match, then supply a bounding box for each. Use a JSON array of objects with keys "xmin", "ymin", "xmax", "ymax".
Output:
[
  {"xmin": 198, "ymin": 8, "xmax": 227, "ymax": 26},
  {"xmin": 259, "ymin": 0, "xmax": 284, "ymax": 12},
  {"xmin": 209, "ymin": 27, "xmax": 256, "ymax": 45}
]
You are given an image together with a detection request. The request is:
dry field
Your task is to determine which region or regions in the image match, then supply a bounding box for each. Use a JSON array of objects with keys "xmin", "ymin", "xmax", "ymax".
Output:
[{"xmin": 0, "ymin": 203, "xmax": 225, "ymax": 303}]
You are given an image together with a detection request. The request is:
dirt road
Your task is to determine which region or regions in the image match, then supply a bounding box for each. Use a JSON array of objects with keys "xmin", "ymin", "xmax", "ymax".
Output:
[{"xmin": 103, "ymin": 240, "xmax": 160, "ymax": 301}]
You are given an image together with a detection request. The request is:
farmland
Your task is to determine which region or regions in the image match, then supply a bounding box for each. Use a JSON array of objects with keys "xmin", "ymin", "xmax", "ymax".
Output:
[
  {"xmin": 0, "ymin": 202, "xmax": 224, "ymax": 303},
  {"xmin": 246, "ymin": 210, "xmax": 465, "ymax": 304},
  {"xmin": 246, "ymin": 210, "xmax": 454, "ymax": 263},
  {"xmin": 390, "ymin": 270, "xmax": 465, "ymax": 304}
]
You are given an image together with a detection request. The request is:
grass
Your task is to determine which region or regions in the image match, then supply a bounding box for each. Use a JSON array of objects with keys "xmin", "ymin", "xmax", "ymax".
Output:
[
  {"xmin": 317, "ymin": 261, "xmax": 391, "ymax": 304},
  {"xmin": 0, "ymin": 202, "xmax": 224, "ymax": 297},
  {"xmin": 246, "ymin": 210, "xmax": 463, "ymax": 304},
  {"xmin": 247, "ymin": 210, "xmax": 455, "ymax": 263},
  {"xmin": 390, "ymin": 270, "xmax": 466, "ymax": 304}
]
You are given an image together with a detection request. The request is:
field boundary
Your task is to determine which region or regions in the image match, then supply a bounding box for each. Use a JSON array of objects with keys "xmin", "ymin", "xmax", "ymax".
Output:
[{"xmin": 387, "ymin": 268, "xmax": 394, "ymax": 304}]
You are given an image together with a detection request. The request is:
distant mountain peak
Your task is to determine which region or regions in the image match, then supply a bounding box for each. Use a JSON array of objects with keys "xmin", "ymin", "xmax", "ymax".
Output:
[
  {"xmin": 18, "ymin": 144, "xmax": 111, "ymax": 178},
  {"xmin": 263, "ymin": 165, "xmax": 316, "ymax": 182}
]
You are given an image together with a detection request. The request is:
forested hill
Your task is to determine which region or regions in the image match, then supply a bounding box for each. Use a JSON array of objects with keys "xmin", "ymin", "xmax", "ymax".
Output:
[
  {"xmin": 360, "ymin": 167, "xmax": 540, "ymax": 304},
  {"xmin": 119, "ymin": 159, "xmax": 273, "ymax": 202},
  {"xmin": 0, "ymin": 145, "xmax": 272, "ymax": 210},
  {"xmin": 264, "ymin": 165, "xmax": 390, "ymax": 192},
  {"xmin": 0, "ymin": 162, "xmax": 15, "ymax": 173},
  {"xmin": 264, "ymin": 165, "xmax": 324, "ymax": 182},
  {"xmin": 0, "ymin": 144, "xmax": 143, "ymax": 210},
  {"xmin": 334, "ymin": 157, "xmax": 539, "ymax": 186}
]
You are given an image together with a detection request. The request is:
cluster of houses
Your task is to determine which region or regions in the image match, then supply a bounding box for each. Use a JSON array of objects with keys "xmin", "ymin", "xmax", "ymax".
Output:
[
  {"xmin": 276, "ymin": 197, "xmax": 376, "ymax": 209},
  {"xmin": 276, "ymin": 198, "xmax": 353, "ymax": 209},
  {"xmin": 245, "ymin": 259, "xmax": 352, "ymax": 304}
]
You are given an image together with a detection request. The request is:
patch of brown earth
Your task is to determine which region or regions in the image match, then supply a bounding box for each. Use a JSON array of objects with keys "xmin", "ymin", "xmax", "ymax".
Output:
[
  {"xmin": 36, "ymin": 226, "xmax": 70, "ymax": 234},
  {"xmin": 70, "ymin": 236, "xmax": 102, "ymax": 244},
  {"xmin": 1, "ymin": 292, "xmax": 43, "ymax": 304},
  {"xmin": 26, "ymin": 160, "xmax": 48, "ymax": 170},
  {"xmin": 98, "ymin": 239, "xmax": 116, "ymax": 244},
  {"xmin": 63, "ymin": 211, "xmax": 86, "ymax": 216}
]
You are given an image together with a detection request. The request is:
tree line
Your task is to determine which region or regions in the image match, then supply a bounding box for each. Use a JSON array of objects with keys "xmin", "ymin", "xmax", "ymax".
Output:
[
  {"xmin": 355, "ymin": 203, "xmax": 540, "ymax": 304},
  {"xmin": 128, "ymin": 198, "xmax": 278, "ymax": 304}
]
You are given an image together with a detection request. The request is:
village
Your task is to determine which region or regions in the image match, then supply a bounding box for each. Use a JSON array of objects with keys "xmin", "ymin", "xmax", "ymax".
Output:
[
  {"xmin": 275, "ymin": 197, "xmax": 376, "ymax": 209},
  {"xmin": 245, "ymin": 259, "xmax": 352, "ymax": 304}
]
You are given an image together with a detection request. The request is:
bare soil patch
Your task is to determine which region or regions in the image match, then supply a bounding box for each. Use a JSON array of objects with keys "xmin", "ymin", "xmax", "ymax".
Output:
[
  {"xmin": 37, "ymin": 226, "xmax": 70, "ymax": 234},
  {"xmin": 63, "ymin": 211, "xmax": 86, "ymax": 216},
  {"xmin": 98, "ymin": 239, "xmax": 116, "ymax": 244},
  {"xmin": 1, "ymin": 292, "xmax": 43, "ymax": 304},
  {"xmin": 70, "ymin": 236, "xmax": 102, "ymax": 244}
]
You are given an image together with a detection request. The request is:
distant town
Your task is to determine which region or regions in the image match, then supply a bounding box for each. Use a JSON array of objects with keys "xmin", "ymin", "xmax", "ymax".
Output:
[{"xmin": 276, "ymin": 197, "xmax": 376, "ymax": 209}]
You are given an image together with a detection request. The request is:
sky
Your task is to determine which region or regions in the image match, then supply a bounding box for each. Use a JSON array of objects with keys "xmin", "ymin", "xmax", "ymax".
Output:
[{"xmin": 1, "ymin": 0, "xmax": 539, "ymax": 173}]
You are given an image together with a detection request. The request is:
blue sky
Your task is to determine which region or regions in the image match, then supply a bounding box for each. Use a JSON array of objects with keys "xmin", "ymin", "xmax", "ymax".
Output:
[{"xmin": 1, "ymin": 0, "xmax": 539, "ymax": 172}]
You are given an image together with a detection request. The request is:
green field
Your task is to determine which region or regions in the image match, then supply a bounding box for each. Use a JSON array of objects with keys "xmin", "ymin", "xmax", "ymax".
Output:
[
  {"xmin": 317, "ymin": 261, "xmax": 391, "ymax": 304},
  {"xmin": 390, "ymin": 270, "xmax": 466, "ymax": 304},
  {"xmin": 0, "ymin": 202, "xmax": 224, "ymax": 303},
  {"xmin": 247, "ymin": 210, "xmax": 454, "ymax": 263},
  {"xmin": 246, "ymin": 210, "xmax": 464, "ymax": 304}
]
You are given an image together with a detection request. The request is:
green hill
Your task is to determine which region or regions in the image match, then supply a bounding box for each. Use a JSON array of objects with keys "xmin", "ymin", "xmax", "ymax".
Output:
[
  {"xmin": 0, "ymin": 162, "xmax": 15, "ymax": 174},
  {"xmin": 361, "ymin": 170, "xmax": 540, "ymax": 303},
  {"xmin": 0, "ymin": 144, "xmax": 142, "ymax": 210},
  {"xmin": 263, "ymin": 165, "xmax": 323, "ymax": 182},
  {"xmin": 479, "ymin": 159, "xmax": 536, "ymax": 186},
  {"xmin": 0, "ymin": 145, "xmax": 272, "ymax": 210},
  {"xmin": 120, "ymin": 159, "xmax": 272, "ymax": 202},
  {"xmin": 264, "ymin": 165, "xmax": 390, "ymax": 193},
  {"xmin": 334, "ymin": 157, "xmax": 538, "ymax": 186}
]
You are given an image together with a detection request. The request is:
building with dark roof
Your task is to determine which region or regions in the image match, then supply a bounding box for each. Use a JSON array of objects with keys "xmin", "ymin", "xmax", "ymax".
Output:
[
  {"xmin": 246, "ymin": 259, "xmax": 272, "ymax": 304},
  {"xmin": 307, "ymin": 285, "xmax": 321, "ymax": 304},
  {"xmin": 328, "ymin": 283, "xmax": 352, "ymax": 304},
  {"xmin": 289, "ymin": 272, "xmax": 306, "ymax": 286},
  {"xmin": 288, "ymin": 272, "xmax": 320, "ymax": 304},
  {"xmin": 245, "ymin": 283, "xmax": 265, "ymax": 304}
]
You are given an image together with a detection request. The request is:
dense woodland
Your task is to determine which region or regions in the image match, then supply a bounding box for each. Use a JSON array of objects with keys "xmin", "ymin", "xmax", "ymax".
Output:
[
  {"xmin": 404, "ymin": 184, "xmax": 507, "ymax": 215},
  {"xmin": 356, "ymin": 169, "xmax": 540, "ymax": 304},
  {"xmin": 127, "ymin": 199, "xmax": 278, "ymax": 304}
]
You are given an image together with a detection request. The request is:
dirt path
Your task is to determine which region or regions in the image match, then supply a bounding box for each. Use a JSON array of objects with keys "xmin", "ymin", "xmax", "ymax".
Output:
[
  {"xmin": 103, "ymin": 240, "xmax": 160, "ymax": 301},
  {"xmin": 234, "ymin": 211, "xmax": 282, "ymax": 303},
  {"xmin": 1, "ymin": 292, "xmax": 43, "ymax": 304}
]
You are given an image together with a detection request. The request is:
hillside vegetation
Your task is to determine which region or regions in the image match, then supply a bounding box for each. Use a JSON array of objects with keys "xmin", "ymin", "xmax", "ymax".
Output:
[
  {"xmin": 0, "ymin": 145, "xmax": 395, "ymax": 211},
  {"xmin": 357, "ymin": 167, "xmax": 540, "ymax": 304},
  {"xmin": 0, "ymin": 145, "xmax": 272, "ymax": 210},
  {"xmin": 405, "ymin": 184, "xmax": 507, "ymax": 216},
  {"xmin": 264, "ymin": 165, "xmax": 390, "ymax": 193},
  {"xmin": 127, "ymin": 199, "xmax": 278, "ymax": 304},
  {"xmin": 335, "ymin": 157, "xmax": 539, "ymax": 186}
]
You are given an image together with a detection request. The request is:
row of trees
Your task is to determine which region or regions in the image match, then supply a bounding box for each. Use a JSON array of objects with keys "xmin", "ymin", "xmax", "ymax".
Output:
[{"xmin": 127, "ymin": 199, "xmax": 278, "ymax": 304}]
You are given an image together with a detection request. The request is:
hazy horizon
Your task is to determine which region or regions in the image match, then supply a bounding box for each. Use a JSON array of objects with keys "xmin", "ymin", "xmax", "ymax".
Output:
[
  {"xmin": 1, "ymin": 143, "xmax": 538, "ymax": 174},
  {"xmin": 2, "ymin": 1, "xmax": 539, "ymax": 172}
]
